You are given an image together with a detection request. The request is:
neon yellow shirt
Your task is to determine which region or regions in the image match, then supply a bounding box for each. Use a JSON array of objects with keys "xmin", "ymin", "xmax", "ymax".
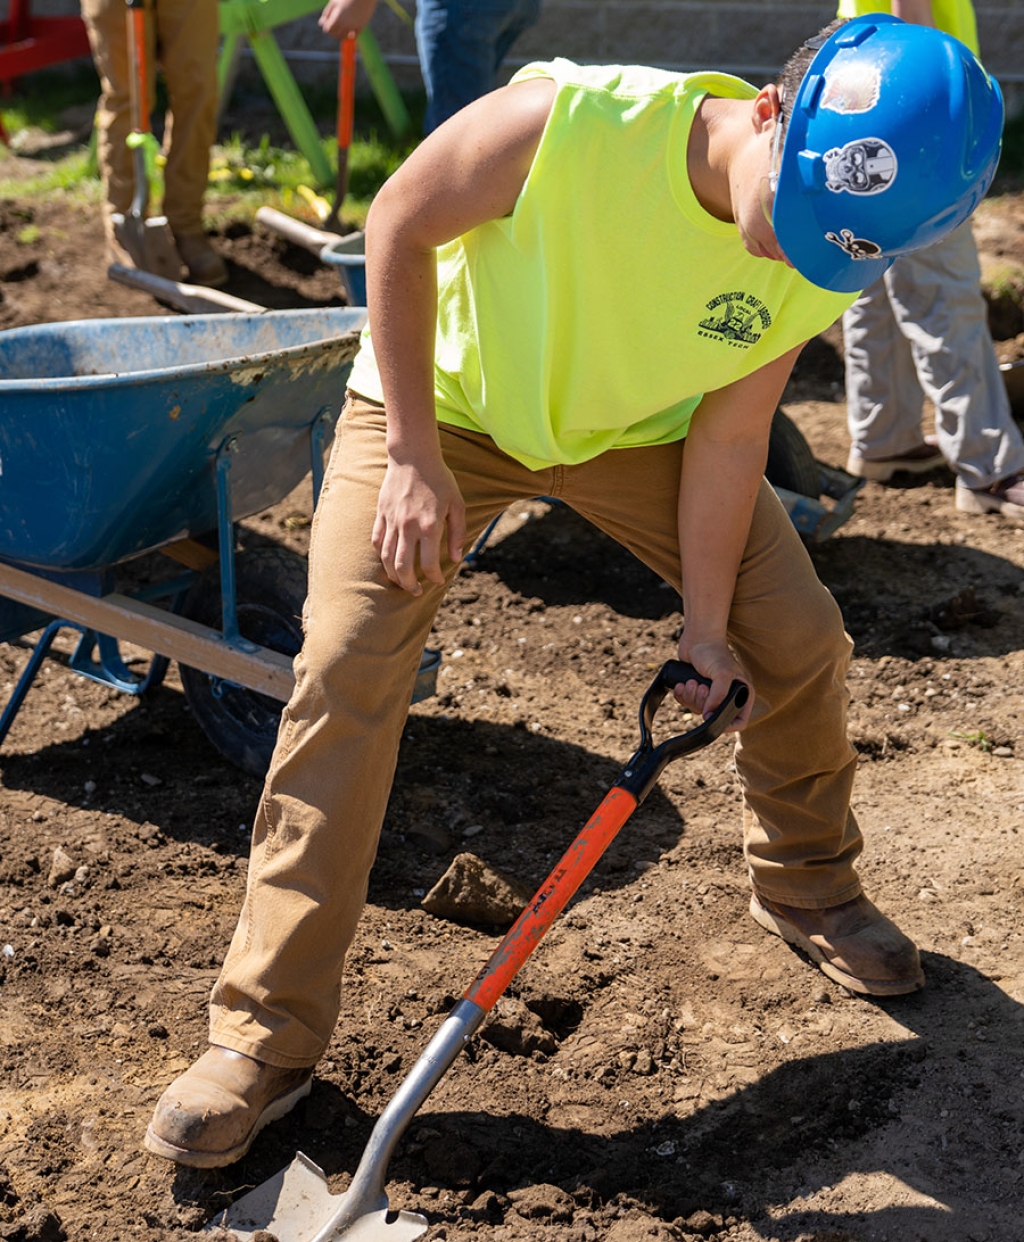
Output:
[
  {"xmin": 836, "ymin": 0, "xmax": 979, "ymax": 55},
  {"xmin": 349, "ymin": 60, "xmax": 854, "ymax": 470}
]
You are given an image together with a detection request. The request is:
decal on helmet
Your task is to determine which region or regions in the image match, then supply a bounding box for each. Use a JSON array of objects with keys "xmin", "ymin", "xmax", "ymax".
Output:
[
  {"xmin": 824, "ymin": 229, "xmax": 882, "ymax": 261},
  {"xmin": 820, "ymin": 64, "xmax": 881, "ymax": 115},
  {"xmin": 824, "ymin": 138, "xmax": 898, "ymax": 195}
]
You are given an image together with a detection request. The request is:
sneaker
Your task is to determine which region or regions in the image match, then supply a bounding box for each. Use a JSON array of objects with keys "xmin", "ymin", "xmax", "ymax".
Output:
[
  {"xmin": 846, "ymin": 439, "xmax": 945, "ymax": 482},
  {"xmin": 955, "ymin": 473, "xmax": 1024, "ymax": 521},
  {"xmin": 174, "ymin": 231, "xmax": 229, "ymax": 287},
  {"xmin": 144, "ymin": 1045, "xmax": 313, "ymax": 1168},
  {"xmin": 750, "ymin": 891, "xmax": 925, "ymax": 996}
]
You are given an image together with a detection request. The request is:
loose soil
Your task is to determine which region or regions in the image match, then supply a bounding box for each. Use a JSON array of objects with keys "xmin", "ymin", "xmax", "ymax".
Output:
[{"xmin": 2, "ymin": 158, "xmax": 1024, "ymax": 1242}]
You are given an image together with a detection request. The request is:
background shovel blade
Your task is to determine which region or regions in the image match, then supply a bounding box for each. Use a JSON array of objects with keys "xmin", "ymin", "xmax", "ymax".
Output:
[
  {"xmin": 111, "ymin": 212, "xmax": 182, "ymax": 281},
  {"xmin": 208, "ymin": 1151, "xmax": 428, "ymax": 1242}
]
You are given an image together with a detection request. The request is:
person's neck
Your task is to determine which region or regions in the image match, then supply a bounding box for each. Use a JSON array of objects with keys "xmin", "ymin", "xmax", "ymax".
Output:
[{"xmin": 688, "ymin": 97, "xmax": 737, "ymax": 224}]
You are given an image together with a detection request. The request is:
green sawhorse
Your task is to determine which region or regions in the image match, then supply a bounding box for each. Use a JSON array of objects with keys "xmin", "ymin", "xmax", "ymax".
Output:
[{"xmin": 218, "ymin": 0, "xmax": 411, "ymax": 187}]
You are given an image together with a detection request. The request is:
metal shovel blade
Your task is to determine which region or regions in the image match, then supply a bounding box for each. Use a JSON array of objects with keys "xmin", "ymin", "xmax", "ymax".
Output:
[
  {"xmin": 209, "ymin": 1151, "xmax": 427, "ymax": 1242},
  {"xmin": 111, "ymin": 210, "xmax": 182, "ymax": 281}
]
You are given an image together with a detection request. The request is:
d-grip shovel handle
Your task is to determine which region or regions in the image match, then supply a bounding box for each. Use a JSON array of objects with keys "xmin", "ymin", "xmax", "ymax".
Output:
[
  {"xmin": 465, "ymin": 661, "xmax": 747, "ymax": 1012},
  {"xmin": 622, "ymin": 659, "xmax": 749, "ymax": 803}
]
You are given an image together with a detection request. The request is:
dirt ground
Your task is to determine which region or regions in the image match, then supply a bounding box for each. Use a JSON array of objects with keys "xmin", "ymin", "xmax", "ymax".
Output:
[{"xmin": 2, "ymin": 158, "xmax": 1024, "ymax": 1242}]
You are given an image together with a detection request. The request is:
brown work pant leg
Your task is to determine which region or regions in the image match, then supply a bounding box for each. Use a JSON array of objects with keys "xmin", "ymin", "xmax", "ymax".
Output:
[
  {"xmin": 556, "ymin": 443, "xmax": 863, "ymax": 909},
  {"xmin": 156, "ymin": 0, "xmax": 219, "ymax": 236},
  {"xmin": 80, "ymin": 0, "xmax": 217, "ymax": 238},
  {"xmin": 81, "ymin": 0, "xmax": 143, "ymax": 232}
]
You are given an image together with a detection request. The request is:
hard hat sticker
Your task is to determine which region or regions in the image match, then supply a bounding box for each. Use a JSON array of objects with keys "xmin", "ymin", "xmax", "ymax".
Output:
[
  {"xmin": 824, "ymin": 138, "xmax": 897, "ymax": 195},
  {"xmin": 824, "ymin": 229, "xmax": 882, "ymax": 261},
  {"xmin": 820, "ymin": 64, "xmax": 881, "ymax": 115}
]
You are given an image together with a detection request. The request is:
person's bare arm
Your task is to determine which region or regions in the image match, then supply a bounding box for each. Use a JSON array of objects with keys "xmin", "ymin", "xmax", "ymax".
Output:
[
  {"xmin": 319, "ymin": 0, "xmax": 378, "ymax": 39},
  {"xmin": 674, "ymin": 344, "xmax": 804, "ymax": 731},
  {"xmin": 365, "ymin": 77, "xmax": 556, "ymax": 594},
  {"xmin": 890, "ymin": 0, "xmax": 936, "ymax": 27}
]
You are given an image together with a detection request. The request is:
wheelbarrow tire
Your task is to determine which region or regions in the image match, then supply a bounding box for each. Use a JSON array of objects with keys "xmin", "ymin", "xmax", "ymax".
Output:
[
  {"xmin": 766, "ymin": 407, "xmax": 822, "ymax": 499},
  {"xmin": 179, "ymin": 545, "xmax": 307, "ymax": 778}
]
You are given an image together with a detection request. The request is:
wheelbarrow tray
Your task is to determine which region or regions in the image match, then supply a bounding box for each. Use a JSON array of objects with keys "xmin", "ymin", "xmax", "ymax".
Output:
[
  {"xmin": 0, "ymin": 307, "xmax": 366, "ymax": 572},
  {"xmin": 317, "ymin": 231, "xmax": 366, "ymax": 306}
]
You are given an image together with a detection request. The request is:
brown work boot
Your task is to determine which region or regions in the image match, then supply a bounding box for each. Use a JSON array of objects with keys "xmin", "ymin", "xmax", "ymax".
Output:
[
  {"xmin": 750, "ymin": 891, "xmax": 925, "ymax": 996},
  {"xmin": 174, "ymin": 231, "xmax": 228, "ymax": 287},
  {"xmin": 144, "ymin": 1045, "xmax": 313, "ymax": 1167}
]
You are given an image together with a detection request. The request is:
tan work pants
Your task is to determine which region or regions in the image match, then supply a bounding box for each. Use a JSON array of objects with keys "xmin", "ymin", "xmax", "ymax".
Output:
[
  {"xmin": 210, "ymin": 396, "xmax": 864, "ymax": 1068},
  {"xmin": 81, "ymin": 0, "xmax": 219, "ymax": 239}
]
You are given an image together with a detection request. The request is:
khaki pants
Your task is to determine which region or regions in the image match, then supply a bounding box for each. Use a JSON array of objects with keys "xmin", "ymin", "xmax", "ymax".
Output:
[
  {"xmin": 844, "ymin": 221, "xmax": 1024, "ymax": 490},
  {"xmin": 81, "ymin": 0, "xmax": 219, "ymax": 239},
  {"xmin": 210, "ymin": 396, "xmax": 865, "ymax": 1068}
]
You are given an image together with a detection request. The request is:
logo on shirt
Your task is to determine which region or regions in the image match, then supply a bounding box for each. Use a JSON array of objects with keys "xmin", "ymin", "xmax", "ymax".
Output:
[{"xmin": 698, "ymin": 291, "xmax": 772, "ymax": 348}]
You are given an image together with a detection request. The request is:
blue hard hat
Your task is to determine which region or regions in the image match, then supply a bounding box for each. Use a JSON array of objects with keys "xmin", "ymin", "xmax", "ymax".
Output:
[{"xmin": 773, "ymin": 14, "xmax": 1004, "ymax": 293}]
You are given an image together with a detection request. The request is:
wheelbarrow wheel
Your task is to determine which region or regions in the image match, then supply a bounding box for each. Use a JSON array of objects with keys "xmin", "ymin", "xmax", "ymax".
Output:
[
  {"xmin": 179, "ymin": 545, "xmax": 307, "ymax": 778},
  {"xmin": 766, "ymin": 407, "xmax": 822, "ymax": 498}
]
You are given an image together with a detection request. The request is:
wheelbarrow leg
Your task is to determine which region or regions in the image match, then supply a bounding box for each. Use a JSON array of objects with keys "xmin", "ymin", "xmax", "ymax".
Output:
[
  {"xmin": 69, "ymin": 629, "xmax": 172, "ymax": 695},
  {"xmin": 0, "ymin": 619, "xmax": 73, "ymax": 747}
]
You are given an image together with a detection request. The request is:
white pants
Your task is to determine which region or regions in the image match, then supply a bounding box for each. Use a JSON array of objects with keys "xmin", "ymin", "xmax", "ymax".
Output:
[{"xmin": 843, "ymin": 222, "xmax": 1024, "ymax": 490}]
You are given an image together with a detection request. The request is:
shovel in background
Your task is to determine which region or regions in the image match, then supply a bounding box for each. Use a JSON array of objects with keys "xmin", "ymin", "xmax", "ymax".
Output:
[
  {"xmin": 324, "ymin": 32, "xmax": 358, "ymax": 234},
  {"xmin": 208, "ymin": 660, "xmax": 748, "ymax": 1242},
  {"xmin": 111, "ymin": 0, "xmax": 182, "ymax": 279}
]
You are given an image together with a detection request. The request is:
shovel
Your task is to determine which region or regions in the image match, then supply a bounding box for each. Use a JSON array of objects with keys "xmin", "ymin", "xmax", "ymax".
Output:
[
  {"xmin": 208, "ymin": 660, "xmax": 748, "ymax": 1242},
  {"xmin": 111, "ymin": 0, "xmax": 182, "ymax": 280},
  {"xmin": 324, "ymin": 33, "xmax": 358, "ymax": 234}
]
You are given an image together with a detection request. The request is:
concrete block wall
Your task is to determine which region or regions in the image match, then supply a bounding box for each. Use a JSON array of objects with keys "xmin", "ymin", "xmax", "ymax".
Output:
[
  {"xmin": 27, "ymin": 0, "xmax": 1024, "ymax": 113},
  {"xmin": 258, "ymin": 0, "xmax": 1024, "ymax": 115}
]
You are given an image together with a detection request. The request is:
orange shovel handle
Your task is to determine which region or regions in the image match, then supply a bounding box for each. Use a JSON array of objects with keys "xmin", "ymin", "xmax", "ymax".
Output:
[
  {"xmin": 338, "ymin": 33, "xmax": 357, "ymax": 150},
  {"xmin": 464, "ymin": 786, "xmax": 638, "ymax": 1011},
  {"xmin": 126, "ymin": 0, "xmax": 151, "ymax": 136}
]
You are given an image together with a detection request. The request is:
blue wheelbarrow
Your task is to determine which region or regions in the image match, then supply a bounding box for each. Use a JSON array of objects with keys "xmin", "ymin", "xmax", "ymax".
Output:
[{"xmin": 0, "ymin": 307, "xmax": 438, "ymax": 775}]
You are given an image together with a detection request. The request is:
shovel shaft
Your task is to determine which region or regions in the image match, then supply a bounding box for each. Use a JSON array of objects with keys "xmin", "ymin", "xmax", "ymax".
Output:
[
  {"xmin": 126, "ymin": 0, "xmax": 151, "ymax": 135},
  {"xmin": 465, "ymin": 787, "xmax": 638, "ymax": 1012},
  {"xmin": 338, "ymin": 33, "xmax": 357, "ymax": 148},
  {"xmin": 325, "ymin": 33, "xmax": 358, "ymax": 228},
  {"xmin": 331, "ymin": 998, "xmax": 485, "ymax": 1234}
]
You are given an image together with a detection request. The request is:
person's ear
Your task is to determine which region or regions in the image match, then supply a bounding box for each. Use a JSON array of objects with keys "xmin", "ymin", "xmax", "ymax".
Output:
[{"xmin": 753, "ymin": 84, "xmax": 781, "ymax": 135}]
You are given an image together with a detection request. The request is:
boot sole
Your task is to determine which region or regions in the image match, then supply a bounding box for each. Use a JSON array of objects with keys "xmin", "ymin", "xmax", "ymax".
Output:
[
  {"xmin": 749, "ymin": 894, "xmax": 925, "ymax": 996},
  {"xmin": 955, "ymin": 486, "xmax": 1024, "ymax": 521},
  {"xmin": 143, "ymin": 1074, "xmax": 313, "ymax": 1168},
  {"xmin": 847, "ymin": 452, "xmax": 945, "ymax": 482}
]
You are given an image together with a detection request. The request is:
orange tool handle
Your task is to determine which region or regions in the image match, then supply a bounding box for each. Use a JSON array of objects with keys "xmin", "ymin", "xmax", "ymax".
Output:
[
  {"xmin": 464, "ymin": 786, "xmax": 638, "ymax": 1012},
  {"xmin": 338, "ymin": 33, "xmax": 357, "ymax": 149},
  {"xmin": 126, "ymin": 0, "xmax": 152, "ymax": 136}
]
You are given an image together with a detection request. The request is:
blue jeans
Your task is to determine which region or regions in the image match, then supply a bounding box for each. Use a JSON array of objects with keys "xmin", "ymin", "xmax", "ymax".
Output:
[{"xmin": 414, "ymin": 0, "xmax": 542, "ymax": 133}]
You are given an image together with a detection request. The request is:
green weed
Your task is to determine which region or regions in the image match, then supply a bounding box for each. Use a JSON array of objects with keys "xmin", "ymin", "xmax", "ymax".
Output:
[{"xmin": 949, "ymin": 729, "xmax": 993, "ymax": 752}]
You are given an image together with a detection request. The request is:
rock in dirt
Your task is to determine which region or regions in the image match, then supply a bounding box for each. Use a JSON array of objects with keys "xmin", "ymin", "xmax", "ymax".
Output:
[
  {"xmin": 421, "ymin": 852, "xmax": 534, "ymax": 927},
  {"xmin": 482, "ymin": 995, "xmax": 558, "ymax": 1056},
  {"xmin": 46, "ymin": 846, "xmax": 76, "ymax": 889}
]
